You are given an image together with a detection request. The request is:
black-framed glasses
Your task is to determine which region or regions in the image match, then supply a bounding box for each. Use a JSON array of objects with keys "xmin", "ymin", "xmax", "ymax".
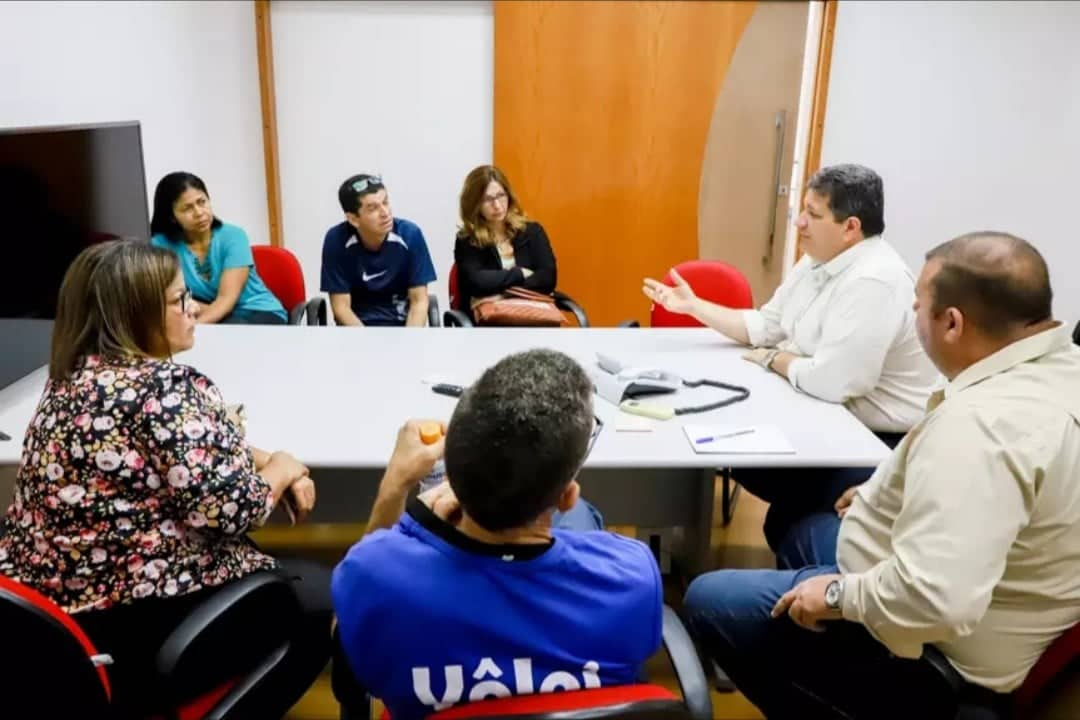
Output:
[
  {"xmin": 351, "ymin": 175, "xmax": 384, "ymax": 194},
  {"xmin": 483, "ymin": 191, "xmax": 508, "ymax": 206},
  {"xmin": 173, "ymin": 288, "xmax": 193, "ymax": 314},
  {"xmin": 584, "ymin": 415, "xmax": 604, "ymax": 463}
]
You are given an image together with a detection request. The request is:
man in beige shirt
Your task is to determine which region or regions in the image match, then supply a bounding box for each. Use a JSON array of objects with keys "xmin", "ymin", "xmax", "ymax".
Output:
[{"xmin": 683, "ymin": 231, "xmax": 1080, "ymax": 719}]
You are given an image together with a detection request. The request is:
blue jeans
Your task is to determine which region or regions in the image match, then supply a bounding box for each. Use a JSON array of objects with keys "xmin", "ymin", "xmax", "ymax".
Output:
[
  {"xmin": 552, "ymin": 499, "xmax": 603, "ymax": 531},
  {"xmin": 737, "ymin": 432, "xmax": 906, "ymax": 561},
  {"xmin": 682, "ymin": 514, "xmax": 990, "ymax": 720}
]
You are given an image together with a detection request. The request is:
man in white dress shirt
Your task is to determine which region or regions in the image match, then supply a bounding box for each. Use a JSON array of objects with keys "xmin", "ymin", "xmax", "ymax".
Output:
[
  {"xmin": 644, "ymin": 164, "xmax": 940, "ymax": 560},
  {"xmin": 682, "ymin": 232, "xmax": 1080, "ymax": 720}
]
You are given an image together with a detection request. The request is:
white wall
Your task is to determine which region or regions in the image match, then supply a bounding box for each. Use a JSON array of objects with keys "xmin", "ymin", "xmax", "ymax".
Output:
[
  {"xmin": 0, "ymin": 1, "xmax": 268, "ymax": 245},
  {"xmin": 272, "ymin": 0, "xmax": 493, "ymax": 311},
  {"xmin": 822, "ymin": 0, "xmax": 1080, "ymax": 322}
]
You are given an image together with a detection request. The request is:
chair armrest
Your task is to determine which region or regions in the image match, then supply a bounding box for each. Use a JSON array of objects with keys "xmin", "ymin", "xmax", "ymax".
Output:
[
  {"xmin": 305, "ymin": 297, "xmax": 328, "ymax": 326},
  {"xmin": 617, "ymin": 320, "xmax": 641, "ymax": 328},
  {"xmin": 156, "ymin": 572, "xmax": 299, "ymax": 703},
  {"xmin": 553, "ymin": 291, "xmax": 589, "ymax": 327},
  {"xmin": 428, "ymin": 297, "xmax": 441, "ymax": 327},
  {"xmin": 443, "ymin": 309, "xmax": 473, "ymax": 327},
  {"xmin": 287, "ymin": 302, "xmax": 307, "ymax": 325},
  {"xmin": 662, "ymin": 605, "xmax": 712, "ymax": 720},
  {"xmin": 332, "ymin": 628, "xmax": 372, "ymax": 720}
]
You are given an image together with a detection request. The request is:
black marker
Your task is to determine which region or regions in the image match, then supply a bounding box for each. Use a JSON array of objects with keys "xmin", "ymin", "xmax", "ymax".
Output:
[{"xmin": 431, "ymin": 384, "xmax": 464, "ymax": 398}]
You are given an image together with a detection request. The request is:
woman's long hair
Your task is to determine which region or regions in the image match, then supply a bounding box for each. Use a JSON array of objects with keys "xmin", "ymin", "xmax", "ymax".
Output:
[
  {"xmin": 457, "ymin": 165, "xmax": 528, "ymax": 249},
  {"xmin": 50, "ymin": 241, "xmax": 180, "ymax": 379}
]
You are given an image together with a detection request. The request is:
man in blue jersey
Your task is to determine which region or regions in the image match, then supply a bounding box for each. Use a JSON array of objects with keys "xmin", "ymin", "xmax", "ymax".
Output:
[
  {"xmin": 321, "ymin": 174, "xmax": 437, "ymax": 326},
  {"xmin": 332, "ymin": 350, "xmax": 663, "ymax": 720}
]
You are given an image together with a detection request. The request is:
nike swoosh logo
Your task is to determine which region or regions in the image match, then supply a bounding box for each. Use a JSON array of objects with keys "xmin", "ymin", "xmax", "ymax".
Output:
[{"xmin": 362, "ymin": 270, "xmax": 388, "ymax": 282}]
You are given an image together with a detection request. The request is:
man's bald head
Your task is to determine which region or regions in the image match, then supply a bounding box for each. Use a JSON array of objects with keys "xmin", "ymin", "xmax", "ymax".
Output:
[{"xmin": 925, "ymin": 232, "xmax": 1052, "ymax": 338}]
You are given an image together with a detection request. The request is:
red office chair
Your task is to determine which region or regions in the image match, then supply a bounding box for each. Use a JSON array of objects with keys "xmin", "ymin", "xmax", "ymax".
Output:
[
  {"xmin": 250, "ymin": 245, "xmax": 328, "ymax": 326},
  {"xmin": 333, "ymin": 605, "xmax": 712, "ymax": 720},
  {"xmin": 443, "ymin": 263, "xmax": 590, "ymax": 328},
  {"xmin": 924, "ymin": 622, "xmax": 1080, "ymax": 719},
  {"xmin": 649, "ymin": 260, "xmax": 753, "ymax": 328},
  {"xmin": 644, "ymin": 260, "xmax": 754, "ymax": 526},
  {"xmin": 0, "ymin": 571, "xmax": 308, "ymax": 719}
]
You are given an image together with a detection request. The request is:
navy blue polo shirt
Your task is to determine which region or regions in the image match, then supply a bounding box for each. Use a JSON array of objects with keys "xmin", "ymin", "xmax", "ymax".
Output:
[{"xmin": 320, "ymin": 218, "xmax": 437, "ymax": 326}]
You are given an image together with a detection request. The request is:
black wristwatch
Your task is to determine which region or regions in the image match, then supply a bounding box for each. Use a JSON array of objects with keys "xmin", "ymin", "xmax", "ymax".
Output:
[{"xmin": 824, "ymin": 578, "xmax": 844, "ymax": 611}]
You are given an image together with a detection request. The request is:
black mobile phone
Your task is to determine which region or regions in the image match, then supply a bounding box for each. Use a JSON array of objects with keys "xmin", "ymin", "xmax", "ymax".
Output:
[{"xmin": 432, "ymin": 384, "xmax": 464, "ymax": 398}]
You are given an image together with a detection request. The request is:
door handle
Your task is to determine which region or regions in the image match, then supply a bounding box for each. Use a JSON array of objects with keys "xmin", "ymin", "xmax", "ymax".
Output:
[{"xmin": 763, "ymin": 109, "xmax": 787, "ymax": 267}]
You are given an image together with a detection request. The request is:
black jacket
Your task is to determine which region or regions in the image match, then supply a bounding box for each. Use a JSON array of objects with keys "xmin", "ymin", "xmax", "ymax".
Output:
[{"xmin": 453, "ymin": 221, "xmax": 557, "ymax": 317}]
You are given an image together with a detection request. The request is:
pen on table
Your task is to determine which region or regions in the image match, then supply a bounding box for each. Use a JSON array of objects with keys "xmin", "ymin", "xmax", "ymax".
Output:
[{"xmin": 694, "ymin": 429, "xmax": 755, "ymax": 444}]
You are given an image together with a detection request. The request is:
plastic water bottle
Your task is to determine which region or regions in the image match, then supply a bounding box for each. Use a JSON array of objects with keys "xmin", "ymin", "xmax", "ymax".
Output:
[{"xmin": 418, "ymin": 422, "xmax": 447, "ymax": 494}]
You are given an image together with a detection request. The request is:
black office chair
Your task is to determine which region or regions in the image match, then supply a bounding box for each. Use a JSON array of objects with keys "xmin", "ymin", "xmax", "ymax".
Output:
[{"xmin": 442, "ymin": 264, "xmax": 590, "ymax": 328}]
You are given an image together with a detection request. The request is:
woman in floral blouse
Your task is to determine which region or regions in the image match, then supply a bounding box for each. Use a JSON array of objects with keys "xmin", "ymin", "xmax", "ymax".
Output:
[{"xmin": 0, "ymin": 240, "xmax": 331, "ymax": 716}]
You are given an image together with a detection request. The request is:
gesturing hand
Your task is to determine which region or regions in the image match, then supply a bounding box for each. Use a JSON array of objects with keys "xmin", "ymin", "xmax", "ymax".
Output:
[{"xmin": 642, "ymin": 268, "xmax": 697, "ymax": 315}]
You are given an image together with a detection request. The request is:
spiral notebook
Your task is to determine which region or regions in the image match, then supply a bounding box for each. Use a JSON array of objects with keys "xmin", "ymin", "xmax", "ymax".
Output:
[{"xmin": 682, "ymin": 424, "xmax": 795, "ymax": 455}]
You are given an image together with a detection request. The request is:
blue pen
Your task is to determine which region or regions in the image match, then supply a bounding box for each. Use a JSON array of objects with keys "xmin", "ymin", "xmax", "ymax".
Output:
[{"xmin": 695, "ymin": 428, "xmax": 755, "ymax": 444}]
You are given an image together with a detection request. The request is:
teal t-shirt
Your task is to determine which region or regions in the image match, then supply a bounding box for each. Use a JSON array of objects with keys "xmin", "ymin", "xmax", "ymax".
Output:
[{"xmin": 151, "ymin": 223, "xmax": 286, "ymax": 321}]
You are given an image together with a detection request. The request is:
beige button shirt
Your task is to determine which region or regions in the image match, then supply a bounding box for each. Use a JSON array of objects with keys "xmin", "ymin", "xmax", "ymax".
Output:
[
  {"xmin": 742, "ymin": 237, "xmax": 941, "ymax": 432},
  {"xmin": 838, "ymin": 323, "xmax": 1080, "ymax": 692}
]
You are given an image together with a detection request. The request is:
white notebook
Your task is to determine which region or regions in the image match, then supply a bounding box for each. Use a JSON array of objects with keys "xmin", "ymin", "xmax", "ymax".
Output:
[{"xmin": 682, "ymin": 424, "xmax": 796, "ymax": 455}]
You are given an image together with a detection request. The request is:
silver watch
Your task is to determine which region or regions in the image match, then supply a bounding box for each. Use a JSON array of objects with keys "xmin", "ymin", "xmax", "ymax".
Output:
[{"xmin": 824, "ymin": 578, "xmax": 844, "ymax": 610}]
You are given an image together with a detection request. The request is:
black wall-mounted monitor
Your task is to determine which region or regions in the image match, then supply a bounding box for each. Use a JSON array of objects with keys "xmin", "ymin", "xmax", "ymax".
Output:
[{"xmin": 0, "ymin": 121, "xmax": 149, "ymax": 392}]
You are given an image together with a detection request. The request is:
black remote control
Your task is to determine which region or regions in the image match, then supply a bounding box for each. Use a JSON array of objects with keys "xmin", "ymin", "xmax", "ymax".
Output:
[{"xmin": 432, "ymin": 383, "xmax": 464, "ymax": 398}]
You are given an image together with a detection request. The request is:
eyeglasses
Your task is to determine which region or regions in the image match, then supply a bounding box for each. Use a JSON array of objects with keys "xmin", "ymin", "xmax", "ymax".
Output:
[
  {"xmin": 583, "ymin": 415, "xmax": 604, "ymax": 464},
  {"xmin": 351, "ymin": 175, "xmax": 384, "ymax": 194},
  {"xmin": 172, "ymin": 288, "xmax": 193, "ymax": 314},
  {"xmin": 483, "ymin": 191, "xmax": 508, "ymax": 206}
]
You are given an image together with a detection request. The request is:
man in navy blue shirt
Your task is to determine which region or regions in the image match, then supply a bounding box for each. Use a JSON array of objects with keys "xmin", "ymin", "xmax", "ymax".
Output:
[
  {"xmin": 321, "ymin": 174, "xmax": 437, "ymax": 326},
  {"xmin": 332, "ymin": 350, "xmax": 662, "ymax": 720}
]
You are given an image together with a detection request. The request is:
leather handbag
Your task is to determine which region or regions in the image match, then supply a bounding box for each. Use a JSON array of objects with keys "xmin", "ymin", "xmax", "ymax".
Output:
[{"xmin": 472, "ymin": 287, "xmax": 567, "ymax": 327}]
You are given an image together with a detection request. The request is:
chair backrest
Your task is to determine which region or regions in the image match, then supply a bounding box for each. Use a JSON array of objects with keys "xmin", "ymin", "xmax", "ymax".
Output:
[
  {"xmin": 650, "ymin": 260, "xmax": 753, "ymax": 328},
  {"xmin": 1015, "ymin": 622, "xmax": 1080, "ymax": 711},
  {"xmin": 449, "ymin": 264, "xmax": 461, "ymax": 311},
  {"xmin": 0, "ymin": 575, "xmax": 113, "ymax": 716},
  {"xmin": 428, "ymin": 686, "xmax": 686, "ymax": 720},
  {"xmin": 251, "ymin": 245, "xmax": 306, "ymax": 311}
]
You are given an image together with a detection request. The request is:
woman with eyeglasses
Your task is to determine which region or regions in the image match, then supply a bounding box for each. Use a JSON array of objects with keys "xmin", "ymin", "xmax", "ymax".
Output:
[
  {"xmin": 150, "ymin": 172, "xmax": 287, "ymax": 325},
  {"xmin": 0, "ymin": 241, "xmax": 331, "ymax": 716},
  {"xmin": 454, "ymin": 165, "xmax": 558, "ymax": 322}
]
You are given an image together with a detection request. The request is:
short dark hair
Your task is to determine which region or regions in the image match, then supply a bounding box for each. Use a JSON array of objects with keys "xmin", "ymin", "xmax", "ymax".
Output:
[
  {"xmin": 338, "ymin": 174, "xmax": 386, "ymax": 214},
  {"xmin": 807, "ymin": 164, "xmax": 885, "ymax": 238},
  {"xmin": 925, "ymin": 231, "xmax": 1052, "ymax": 338},
  {"xmin": 150, "ymin": 172, "xmax": 223, "ymax": 240},
  {"xmin": 444, "ymin": 349, "xmax": 594, "ymax": 532}
]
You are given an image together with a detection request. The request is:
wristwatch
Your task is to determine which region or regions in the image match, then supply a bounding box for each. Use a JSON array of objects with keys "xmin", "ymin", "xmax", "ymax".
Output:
[
  {"xmin": 824, "ymin": 578, "xmax": 845, "ymax": 611},
  {"xmin": 763, "ymin": 349, "xmax": 781, "ymax": 371}
]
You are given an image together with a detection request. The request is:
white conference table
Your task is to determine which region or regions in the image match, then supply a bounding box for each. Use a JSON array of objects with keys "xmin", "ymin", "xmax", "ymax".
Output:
[{"xmin": 0, "ymin": 326, "xmax": 890, "ymax": 570}]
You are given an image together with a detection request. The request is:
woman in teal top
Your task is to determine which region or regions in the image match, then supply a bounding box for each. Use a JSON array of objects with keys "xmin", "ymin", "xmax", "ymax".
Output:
[{"xmin": 150, "ymin": 172, "xmax": 287, "ymax": 325}]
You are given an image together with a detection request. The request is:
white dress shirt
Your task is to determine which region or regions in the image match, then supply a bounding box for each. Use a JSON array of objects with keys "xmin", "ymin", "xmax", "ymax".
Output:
[
  {"xmin": 838, "ymin": 324, "xmax": 1080, "ymax": 692},
  {"xmin": 742, "ymin": 237, "xmax": 940, "ymax": 432}
]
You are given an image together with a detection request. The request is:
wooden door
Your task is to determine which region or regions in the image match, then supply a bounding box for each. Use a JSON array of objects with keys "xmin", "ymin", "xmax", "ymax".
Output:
[{"xmin": 494, "ymin": 1, "xmax": 809, "ymax": 324}]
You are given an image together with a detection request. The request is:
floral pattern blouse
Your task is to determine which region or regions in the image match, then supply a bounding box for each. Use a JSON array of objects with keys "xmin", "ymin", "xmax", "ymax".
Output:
[{"xmin": 0, "ymin": 355, "xmax": 276, "ymax": 614}]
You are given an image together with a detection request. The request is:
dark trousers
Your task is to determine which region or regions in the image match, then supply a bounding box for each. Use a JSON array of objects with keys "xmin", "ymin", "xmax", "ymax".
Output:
[
  {"xmin": 75, "ymin": 557, "xmax": 332, "ymax": 718},
  {"xmin": 682, "ymin": 514, "xmax": 1011, "ymax": 720},
  {"xmin": 736, "ymin": 431, "xmax": 907, "ymax": 561}
]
